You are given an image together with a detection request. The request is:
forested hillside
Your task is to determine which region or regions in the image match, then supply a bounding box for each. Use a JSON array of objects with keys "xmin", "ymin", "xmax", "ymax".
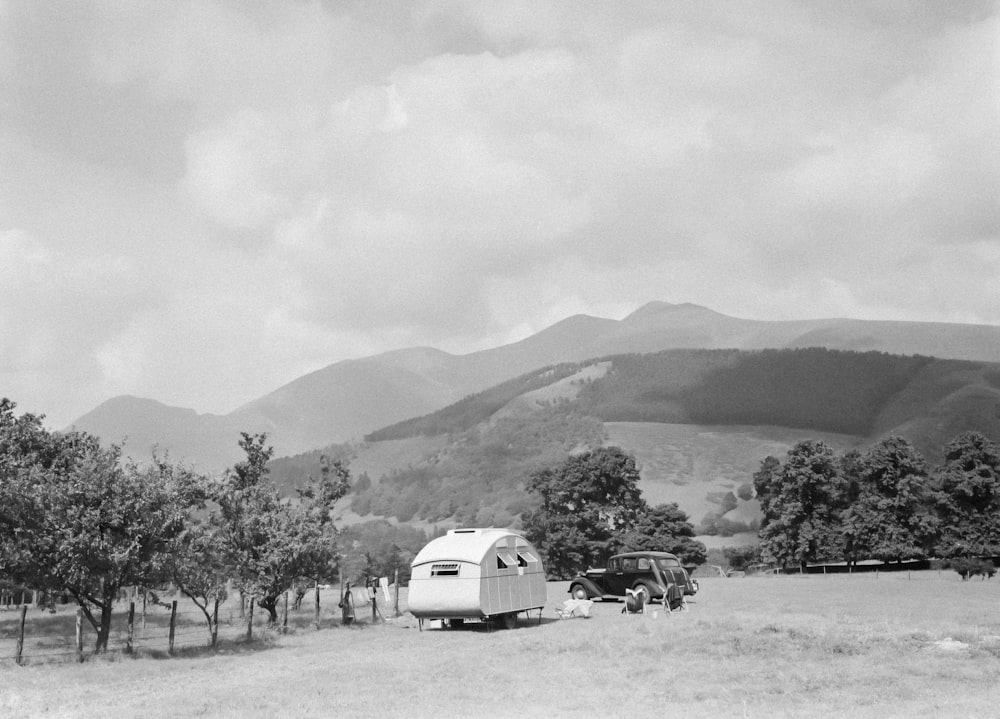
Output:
[
  {"xmin": 269, "ymin": 348, "xmax": 1000, "ymax": 534},
  {"xmin": 575, "ymin": 348, "xmax": 935, "ymax": 435}
]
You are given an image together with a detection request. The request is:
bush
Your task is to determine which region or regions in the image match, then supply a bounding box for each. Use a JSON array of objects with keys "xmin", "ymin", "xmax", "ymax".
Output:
[{"xmin": 948, "ymin": 557, "xmax": 997, "ymax": 581}]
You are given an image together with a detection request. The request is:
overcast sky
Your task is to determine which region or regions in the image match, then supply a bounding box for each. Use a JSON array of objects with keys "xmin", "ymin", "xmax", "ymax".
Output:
[{"xmin": 2, "ymin": 1, "xmax": 998, "ymax": 428}]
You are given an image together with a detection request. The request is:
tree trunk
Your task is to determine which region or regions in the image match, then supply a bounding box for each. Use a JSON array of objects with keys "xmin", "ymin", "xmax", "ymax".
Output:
[
  {"xmin": 258, "ymin": 596, "xmax": 279, "ymax": 624},
  {"xmin": 211, "ymin": 598, "xmax": 219, "ymax": 647},
  {"xmin": 96, "ymin": 602, "xmax": 113, "ymax": 653}
]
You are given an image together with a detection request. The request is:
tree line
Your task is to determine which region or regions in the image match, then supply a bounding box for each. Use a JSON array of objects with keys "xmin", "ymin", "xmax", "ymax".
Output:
[
  {"xmin": 0, "ymin": 399, "xmax": 351, "ymax": 653},
  {"xmin": 755, "ymin": 431, "xmax": 1000, "ymax": 575}
]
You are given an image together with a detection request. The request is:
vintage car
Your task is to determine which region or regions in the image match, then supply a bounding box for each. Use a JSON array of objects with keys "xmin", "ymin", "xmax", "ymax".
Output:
[{"xmin": 568, "ymin": 551, "xmax": 698, "ymax": 606}]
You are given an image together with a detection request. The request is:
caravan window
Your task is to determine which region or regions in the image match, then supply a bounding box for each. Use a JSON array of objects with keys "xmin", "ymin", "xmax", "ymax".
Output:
[
  {"xmin": 431, "ymin": 563, "xmax": 459, "ymax": 576},
  {"xmin": 496, "ymin": 550, "xmax": 517, "ymax": 569},
  {"xmin": 515, "ymin": 542, "xmax": 538, "ymax": 566}
]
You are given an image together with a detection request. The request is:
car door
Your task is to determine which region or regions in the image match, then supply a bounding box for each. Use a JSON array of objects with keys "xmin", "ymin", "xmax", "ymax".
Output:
[
  {"xmin": 614, "ymin": 556, "xmax": 638, "ymax": 595},
  {"xmin": 604, "ymin": 557, "xmax": 625, "ymax": 595}
]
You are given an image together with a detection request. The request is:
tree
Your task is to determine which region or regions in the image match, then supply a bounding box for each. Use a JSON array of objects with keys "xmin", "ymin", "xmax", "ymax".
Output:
[
  {"xmin": 842, "ymin": 437, "xmax": 937, "ymax": 563},
  {"xmin": 168, "ymin": 511, "xmax": 231, "ymax": 646},
  {"xmin": 523, "ymin": 446, "xmax": 647, "ymax": 578},
  {"xmin": 0, "ymin": 401, "xmax": 198, "ymax": 652},
  {"xmin": 933, "ymin": 431, "xmax": 1000, "ymax": 559},
  {"xmin": 755, "ymin": 440, "xmax": 846, "ymax": 572},
  {"xmin": 616, "ymin": 503, "xmax": 707, "ymax": 566},
  {"xmin": 211, "ymin": 433, "xmax": 349, "ymax": 623}
]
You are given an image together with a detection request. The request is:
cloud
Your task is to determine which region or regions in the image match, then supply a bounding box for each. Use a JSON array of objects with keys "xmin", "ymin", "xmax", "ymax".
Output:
[
  {"xmin": 1, "ymin": 0, "xmax": 998, "ymax": 427},
  {"xmin": 0, "ymin": 228, "xmax": 161, "ymax": 423}
]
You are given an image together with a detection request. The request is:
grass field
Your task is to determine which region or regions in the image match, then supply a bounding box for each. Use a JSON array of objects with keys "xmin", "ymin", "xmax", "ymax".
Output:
[{"xmin": 3, "ymin": 573, "xmax": 999, "ymax": 718}]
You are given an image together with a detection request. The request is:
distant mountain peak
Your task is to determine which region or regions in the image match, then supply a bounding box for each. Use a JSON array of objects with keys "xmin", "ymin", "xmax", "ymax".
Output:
[{"xmin": 623, "ymin": 301, "xmax": 717, "ymax": 322}]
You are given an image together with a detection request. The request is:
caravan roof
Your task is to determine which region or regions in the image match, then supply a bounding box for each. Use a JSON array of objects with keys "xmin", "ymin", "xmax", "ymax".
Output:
[{"xmin": 411, "ymin": 528, "xmax": 530, "ymax": 566}]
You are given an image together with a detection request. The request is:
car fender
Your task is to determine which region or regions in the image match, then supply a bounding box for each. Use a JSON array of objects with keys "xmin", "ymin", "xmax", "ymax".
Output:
[
  {"xmin": 568, "ymin": 576, "xmax": 604, "ymax": 598},
  {"xmin": 632, "ymin": 579, "xmax": 665, "ymax": 599}
]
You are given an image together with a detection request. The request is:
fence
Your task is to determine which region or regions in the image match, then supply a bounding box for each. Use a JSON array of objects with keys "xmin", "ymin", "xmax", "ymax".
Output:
[{"xmin": 0, "ymin": 584, "xmax": 403, "ymax": 667}]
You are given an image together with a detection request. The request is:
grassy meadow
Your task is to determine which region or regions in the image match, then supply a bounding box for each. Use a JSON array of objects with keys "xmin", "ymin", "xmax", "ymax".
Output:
[{"xmin": 3, "ymin": 572, "xmax": 1000, "ymax": 718}]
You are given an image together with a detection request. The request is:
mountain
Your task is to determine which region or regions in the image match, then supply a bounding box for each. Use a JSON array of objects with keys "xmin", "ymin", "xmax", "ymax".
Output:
[
  {"xmin": 69, "ymin": 302, "xmax": 1000, "ymax": 471},
  {"xmin": 283, "ymin": 348, "xmax": 1000, "ymax": 536}
]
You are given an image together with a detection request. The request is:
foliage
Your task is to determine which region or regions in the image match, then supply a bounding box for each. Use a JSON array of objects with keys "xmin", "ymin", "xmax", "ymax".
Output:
[
  {"xmin": 352, "ymin": 407, "xmax": 605, "ymax": 525},
  {"xmin": 755, "ymin": 440, "xmax": 847, "ymax": 571},
  {"xmin": 946, "ymin": 557, "xmax": 997, "ymax": 580},
  {"xmin": 210, "ymin": 433, "xmax": 350, "ymax": 623},
  {"xmin": 842, "ymin": 436, "xmax": 938, "ymax": 563},
  {"xmin": 0, "ymin": 399, "xmax": 200, "ymax": 652},
  {"xmin": 523, "ymin": 446, "xmax": 648, "ymax": 578},
  {"xmin": 616, "ymin": 503, "xmax": 707, "ymax": 566},
  {"xmin": 338, "ymin": 520, "xmax": 429, "ymax": 584},
  {"xmin": 722, "ymin": 545, "xmax": 762, "ymax": 572},
  {"xmin": 932, "ymin": 431, "xmax": 1000, "ymax": 559},
  {"xmin": 167, "ymin": 510, "xmax": 231, "ymax": 646},
  {"xmin": 575, "ymin": 348, "xmax": 933, "ymax": 436}
]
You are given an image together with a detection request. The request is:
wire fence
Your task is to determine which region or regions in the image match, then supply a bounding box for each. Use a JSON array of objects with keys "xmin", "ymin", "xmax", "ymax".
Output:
[{"xmin": 0, "ymin": 585, "xmax": 398, "ymax": 667}]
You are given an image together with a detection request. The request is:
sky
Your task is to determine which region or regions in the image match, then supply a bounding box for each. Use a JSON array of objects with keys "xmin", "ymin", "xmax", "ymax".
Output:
[{"xmin": 1, "ymin": 1, "xmax": 998, "ymax": 428}]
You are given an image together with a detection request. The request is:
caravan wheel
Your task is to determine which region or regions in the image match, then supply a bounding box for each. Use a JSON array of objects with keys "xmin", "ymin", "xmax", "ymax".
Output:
[{"xmin": 499, "ymin": 612, "xmax": 517, "ymax": 630}]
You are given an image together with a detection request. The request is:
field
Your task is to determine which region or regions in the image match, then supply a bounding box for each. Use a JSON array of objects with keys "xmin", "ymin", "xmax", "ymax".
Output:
[{"xmin": 3, "ymin": 573, "xmax": 1000, "ymax": 718}]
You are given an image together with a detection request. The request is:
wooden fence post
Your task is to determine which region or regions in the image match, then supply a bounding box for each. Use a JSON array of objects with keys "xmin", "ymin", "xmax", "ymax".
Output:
[
  {"xmin": 76, "ymin": 608, "xmax": 84, "ymax": 663},
  {"xmin": 314, "ymin": 581, "xmax": 320, "ymax": 630},
  {"xmin": 282, "ymin": 591, "xmax": 289, "ymax": 634},
  {"xmin": 212, "ymin": 599, "xmax": 219, "ymax": 647},
  {"xmin": 246, "ymin": 597, "xmax": 255, "ymax": 641},
  {"xmin": 126, "ymin": 601, "xmax": 135, "ymax": 654},
  {"xmin": 15, "ymin": 605, "xmax": 27, "ymax": 666},
  {"xmin": 168, "ymin": 600, "xmax": 177, "ymax": 655}
]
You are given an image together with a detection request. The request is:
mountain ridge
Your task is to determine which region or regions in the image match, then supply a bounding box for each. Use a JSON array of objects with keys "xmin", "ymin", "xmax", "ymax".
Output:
[{"xmin": 68, "ymin": 302, "xmax": 1000, "ymax": 470}]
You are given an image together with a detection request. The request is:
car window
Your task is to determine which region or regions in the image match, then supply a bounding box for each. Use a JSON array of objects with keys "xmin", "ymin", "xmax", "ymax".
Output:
[
  {"xmin": 637, "ymin": 558, "xmax": 651, "ymax": 570},
  {"xmin": 608, "ymin": 558, "xmax": 620, "ymax": 571},
  {"xmin": 622, "ymin": 558, "xmax": 637, "ymax": 570},
  {"xmin": 656, "ymin": 557, "xmax": 680, "ymax": 569}
]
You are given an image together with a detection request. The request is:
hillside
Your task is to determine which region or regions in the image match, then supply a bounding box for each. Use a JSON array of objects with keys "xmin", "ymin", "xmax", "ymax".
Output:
[
  {"xmin": 270, "ymin": 348, "xmax": 1000, "ymax": 536},
  {"xmin": 69, "ymin": 301, "xmax": 1000, "ymax": 471}
]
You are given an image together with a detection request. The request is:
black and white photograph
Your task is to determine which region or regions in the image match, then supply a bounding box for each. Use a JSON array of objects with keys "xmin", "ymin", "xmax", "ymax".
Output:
[{"xmin": 1, "ymin": 1, "xmax": 999, "ymax": 716}]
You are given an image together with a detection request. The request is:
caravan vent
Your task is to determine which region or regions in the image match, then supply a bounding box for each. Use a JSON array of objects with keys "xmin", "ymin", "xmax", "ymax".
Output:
[{"xmin": 431, "ymin": 563, "xmax": 460, "ymax": 577}]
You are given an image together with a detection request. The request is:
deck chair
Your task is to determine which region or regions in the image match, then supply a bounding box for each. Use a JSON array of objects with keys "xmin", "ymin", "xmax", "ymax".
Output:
[
  {"xmin": 662, "ymin": 584, "xmax": 686, "ymax": 612},
  {"xmin": 556, "ymin": 598, "xmax": 593, "ymax": 619},
  {"xmin": 622, "ymin": 587, "xmax": 646, "ymax": 614}
]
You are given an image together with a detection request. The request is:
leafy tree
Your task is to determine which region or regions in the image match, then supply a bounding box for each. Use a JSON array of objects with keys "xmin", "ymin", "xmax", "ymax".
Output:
[
  {"xmin": 932, "ymin": 431, "xmax": 1000, "ymax": 559},
  {"xmin": 211, "ymin": 433, "xmax": 349, "ymax": 623},
  {"xmin": 167, "ymin": 510, "xmax": 231, "ymax": 646},
  {"xmin": 616, "ymin": 502, "xmax": 707, "ymax": 566},
  {"xmin": 523, "ymin": 446, "xmax": 647, "ymax": 578},
  {"xmin": 842, "ymin": 437, "xmax": 937, "ymax": 563},
  {"xmin": 722, "ymin": 545, "xmax": 761, "ymax": 572},
  {"xmin": 755, "ymin": 440, "xmax": 846, "ymax": 572},
  {"xmin": 0, "ymin": 401, "xmax": 198, "ymax": 652}
]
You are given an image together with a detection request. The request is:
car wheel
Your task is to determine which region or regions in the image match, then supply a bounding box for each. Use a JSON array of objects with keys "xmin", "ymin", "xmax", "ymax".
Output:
[
  {"xmin": 571, "ymin": 584, "xmax": 589, "ymax": 601},
  {"xmin": 640, "ymin": 583, "xmax": 659, "ymax": 604}
]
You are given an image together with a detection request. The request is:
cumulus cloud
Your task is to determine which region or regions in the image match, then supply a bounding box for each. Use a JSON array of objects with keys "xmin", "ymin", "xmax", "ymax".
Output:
[{"xmin": 1, "ymin": 0, "xmax": 998, "ymax": 426}]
